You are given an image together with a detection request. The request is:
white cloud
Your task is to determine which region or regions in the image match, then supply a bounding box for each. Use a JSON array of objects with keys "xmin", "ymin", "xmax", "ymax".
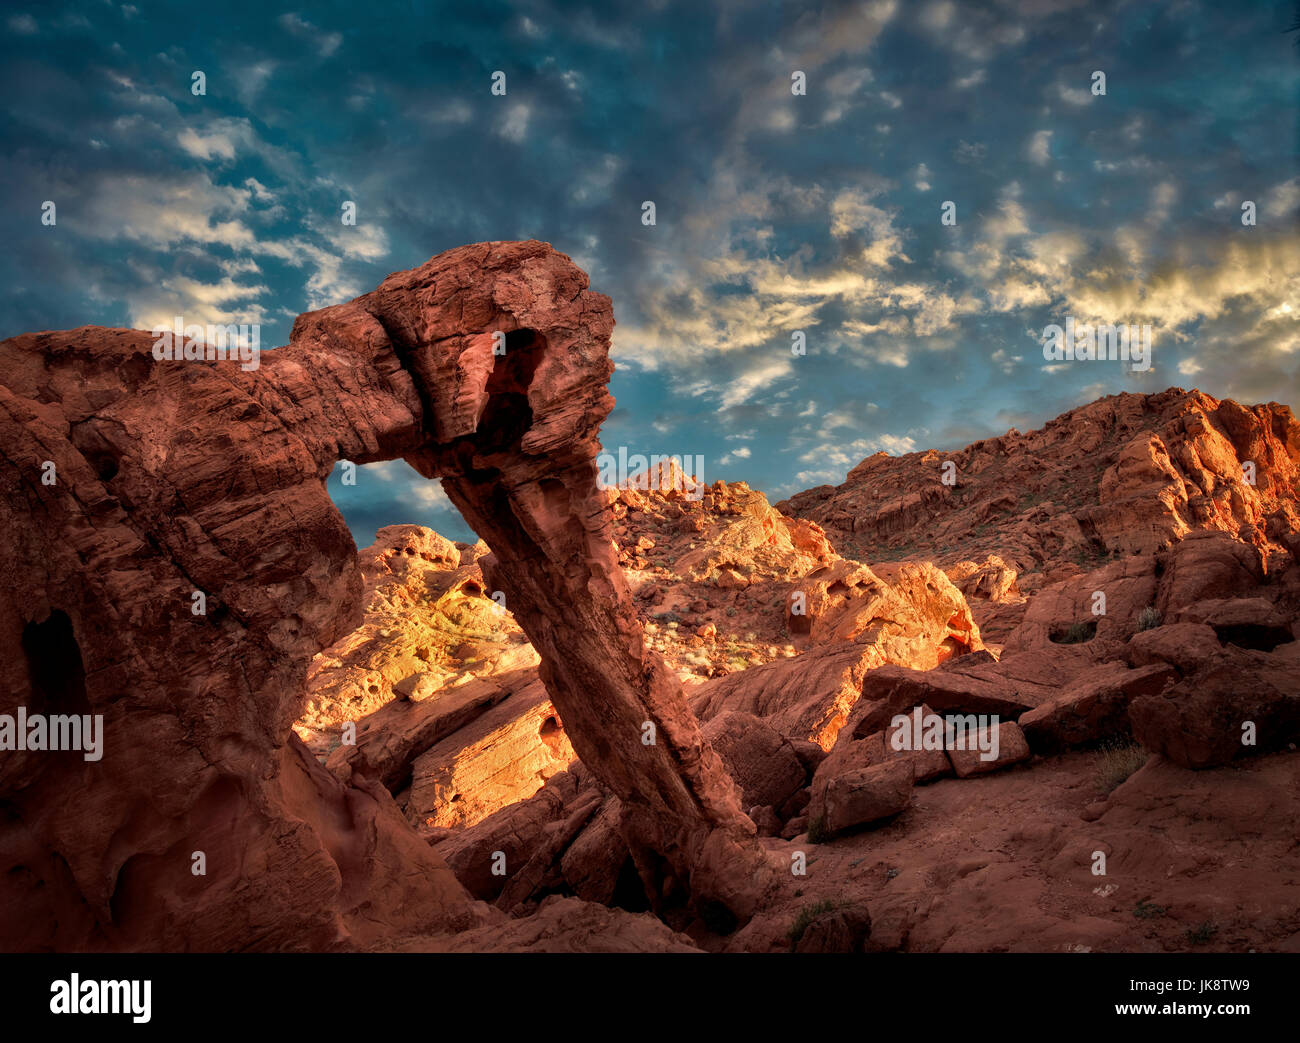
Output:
[
  {"xmin": 1056, "ymin": 82, "xmax": 1092, "ymax": 106},
  {"xmin": 1148, "ymin": 180, "xmax": 1178, "ymax": 224},
  {"xmin": 792, "ymin": 433, "xmax": 918, "ymax": 488},
  {"xmin": 1027, "ymin": 129, "xmax": 1053, "ymax": 165},
  {"xmin": 278, "ymin": 13, "xmax": 341, "ymax": 57},
  {"xmin": 696, "ymin": 356, "xmax": 794, "ymax": 409},
  {"xmin": 1265, "ymin": 177, "xmax": 1300, "ymax": 219},
  {"xmin": 498, "ymin": 103, "xmax": 531, "ymax": 143},
  {"xmin": 178, "ymin": 127, "xmax": 237, "ymax": 162}
]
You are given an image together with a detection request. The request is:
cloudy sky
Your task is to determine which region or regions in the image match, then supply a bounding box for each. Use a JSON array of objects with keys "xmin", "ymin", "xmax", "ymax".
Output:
[{"xmin": 3, "ymin": 0, "xmax": 1297, "ymax": 545}]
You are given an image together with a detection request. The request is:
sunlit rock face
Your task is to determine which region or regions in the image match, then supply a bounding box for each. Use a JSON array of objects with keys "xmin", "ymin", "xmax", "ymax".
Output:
[
  {"xmin": 0, "ymin": 240, "xmax": 762, "ymax": 951},
  {"xmin": 779, "ymin": 388, "xmax": 1300, "ymax": 645}
]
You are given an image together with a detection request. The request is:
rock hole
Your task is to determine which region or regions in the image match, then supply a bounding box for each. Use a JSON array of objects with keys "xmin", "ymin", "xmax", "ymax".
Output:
[
  {"xmin": 477, "ymin": 329, "xmax": 547, "ymax": 453},
  {"xmin": 538, "ymin": 713, "xmax": 564, "ymax": 755},
  {"xmin": 21, "ymin": 610, "xmax": 90, "ymax": 718}
]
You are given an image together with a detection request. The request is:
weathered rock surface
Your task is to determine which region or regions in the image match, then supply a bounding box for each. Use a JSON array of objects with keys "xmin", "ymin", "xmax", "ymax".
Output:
[
  {"xmin": 409, "ymin": 895, "xmax": 703, "ymax": 953},
  {"xmin": 779, "ymin": 389, "xmax": 1300, "ymax": 640},
  {"xmin": 0, "ymin": 240, "xmax": 764, "ymax": 950},
  {"xmin": 406, "ymin": 676, "xmax": 574, "ymax": 830},
  {"xmin": 300, "ymin": 524, "xmax": 537, "ymax": 743},
  {"xmin": 1129, "ymin": 645, "xmax": 1300, "ymax": 768},
  {"xmin": 608, "ymin": 470, "xmax": 979, "ymax": 691},
  {"xmin": 730, "ymin": 747, "xmax": 1300, "ymax": 954}
]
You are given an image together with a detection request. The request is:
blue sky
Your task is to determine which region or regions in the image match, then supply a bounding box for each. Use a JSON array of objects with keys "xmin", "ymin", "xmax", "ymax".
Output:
[{"xmin": 3, "ymin": 0, "xmax": 1297, "ymax": 545}]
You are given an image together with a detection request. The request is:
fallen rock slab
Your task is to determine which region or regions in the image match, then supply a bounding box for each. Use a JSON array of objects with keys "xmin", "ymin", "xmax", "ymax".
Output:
[
  {"xmin": 325, "ymin": 670, "xmax": 532, "ymax": 790},
  {"xmin": 842, "ymin": 661, "xmax": 1044, "ymax": 742},
  {"xmin": 947, "ymin": 721, "xmax": 1031, "ymax": 777},
  {"xmin": 808, "ymin": 758, "xmax": 913, "ymax": 838},
  {"xmin": 1170, "ymin": 597, "xmax": 1294, "ymax": 652},
  {"xmin": 407, "ymin": 678, "xmax": 575, "ymax": 830}
]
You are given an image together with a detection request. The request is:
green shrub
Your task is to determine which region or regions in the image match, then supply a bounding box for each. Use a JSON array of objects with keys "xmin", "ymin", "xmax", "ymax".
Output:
[
  {"xmin": 786, "ymin": 899, "xmax": 838, "ymax": 947},
  {"xmin": 1133, "ymin": 899, "xmax": 1166, "ymax": 920}
]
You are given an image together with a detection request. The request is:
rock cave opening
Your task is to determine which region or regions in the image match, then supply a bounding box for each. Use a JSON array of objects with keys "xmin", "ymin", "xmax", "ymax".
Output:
[{"xmin": 21, "ymin": 610, "xmax": 90, "ymax": 720}]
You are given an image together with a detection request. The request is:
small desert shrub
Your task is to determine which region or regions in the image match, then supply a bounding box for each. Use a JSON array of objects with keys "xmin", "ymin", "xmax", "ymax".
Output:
[
  {"xmin": 786, "ymin": 899, "xmax": 838, "ymax": 946},
  {"xmin": 806, "ymin": 815, "xmax": 831, "ymax": 844},
  {"xmin": 1185, "ymin": 921, "xmax": 1218, "ymax": 945},
  {"xmin": 1061, "ymin": 621, "xmax": 1094, "ymax": 644},
  {"xmin": 1137, "ymin": 606, "xmax": 1162, "ymax": 631},
  {"xmin": 1133, "ymin": 899, "xmax": 1166, "ymax": 920},
  {"xmin": 1096, "ymin": 737, "xmax": 1148, "ymax": 794}
]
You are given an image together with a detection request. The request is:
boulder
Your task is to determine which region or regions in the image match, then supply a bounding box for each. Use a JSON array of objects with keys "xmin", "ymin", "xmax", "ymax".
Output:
[
  {"xmin": 1129, "ymin": 647, "xmax": 1300, "ymax": 767},
  {"xmin": 702, "ymin": 711, "xmax": 806, "ymax": 811},
  {"xmin": 946, "ymin": 721, "xmax": 1031, "ymax": 777},
  {"xmin": 792, "ymin": 905, "xmax": 873, "ymax": 953},
  {"xmin": 407, "ymin": 679, "xmax": 575, "ymax": 830},
  {"xmin": 691, "ymin": 641, "xmax": 882, "ymax": 750},
  {"xmin": 807, "ymin": 758, "xmax": 913, "ymax": 838},
  {"xmin": 1125, "ymin": 623, "xmax": 1222, "ymax": 674},
  {"xmin": 1017, "ymin": 662, "xmax": 1178, "ymax": 752}
]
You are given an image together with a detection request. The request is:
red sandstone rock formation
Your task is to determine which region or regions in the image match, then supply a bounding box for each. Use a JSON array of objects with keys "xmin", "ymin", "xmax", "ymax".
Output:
[
  {"xmin": 779, "ymin": 388, "xmax": 1300, "ymax": 644},
  {"xmin": 0, "ymin": 240, "xmax": 764, "ymax": 951}
]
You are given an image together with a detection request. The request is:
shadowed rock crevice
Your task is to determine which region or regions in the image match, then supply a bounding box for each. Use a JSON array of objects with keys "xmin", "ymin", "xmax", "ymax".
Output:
[{"xmin": 22, "ymin": 610, "xmax": 89, "ymax": 718}]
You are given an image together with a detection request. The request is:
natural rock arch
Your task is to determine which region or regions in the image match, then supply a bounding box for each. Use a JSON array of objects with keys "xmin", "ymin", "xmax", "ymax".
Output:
[{"xmin": 0, "ymin": 240, "xmax": 767, "ymax": 951}]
